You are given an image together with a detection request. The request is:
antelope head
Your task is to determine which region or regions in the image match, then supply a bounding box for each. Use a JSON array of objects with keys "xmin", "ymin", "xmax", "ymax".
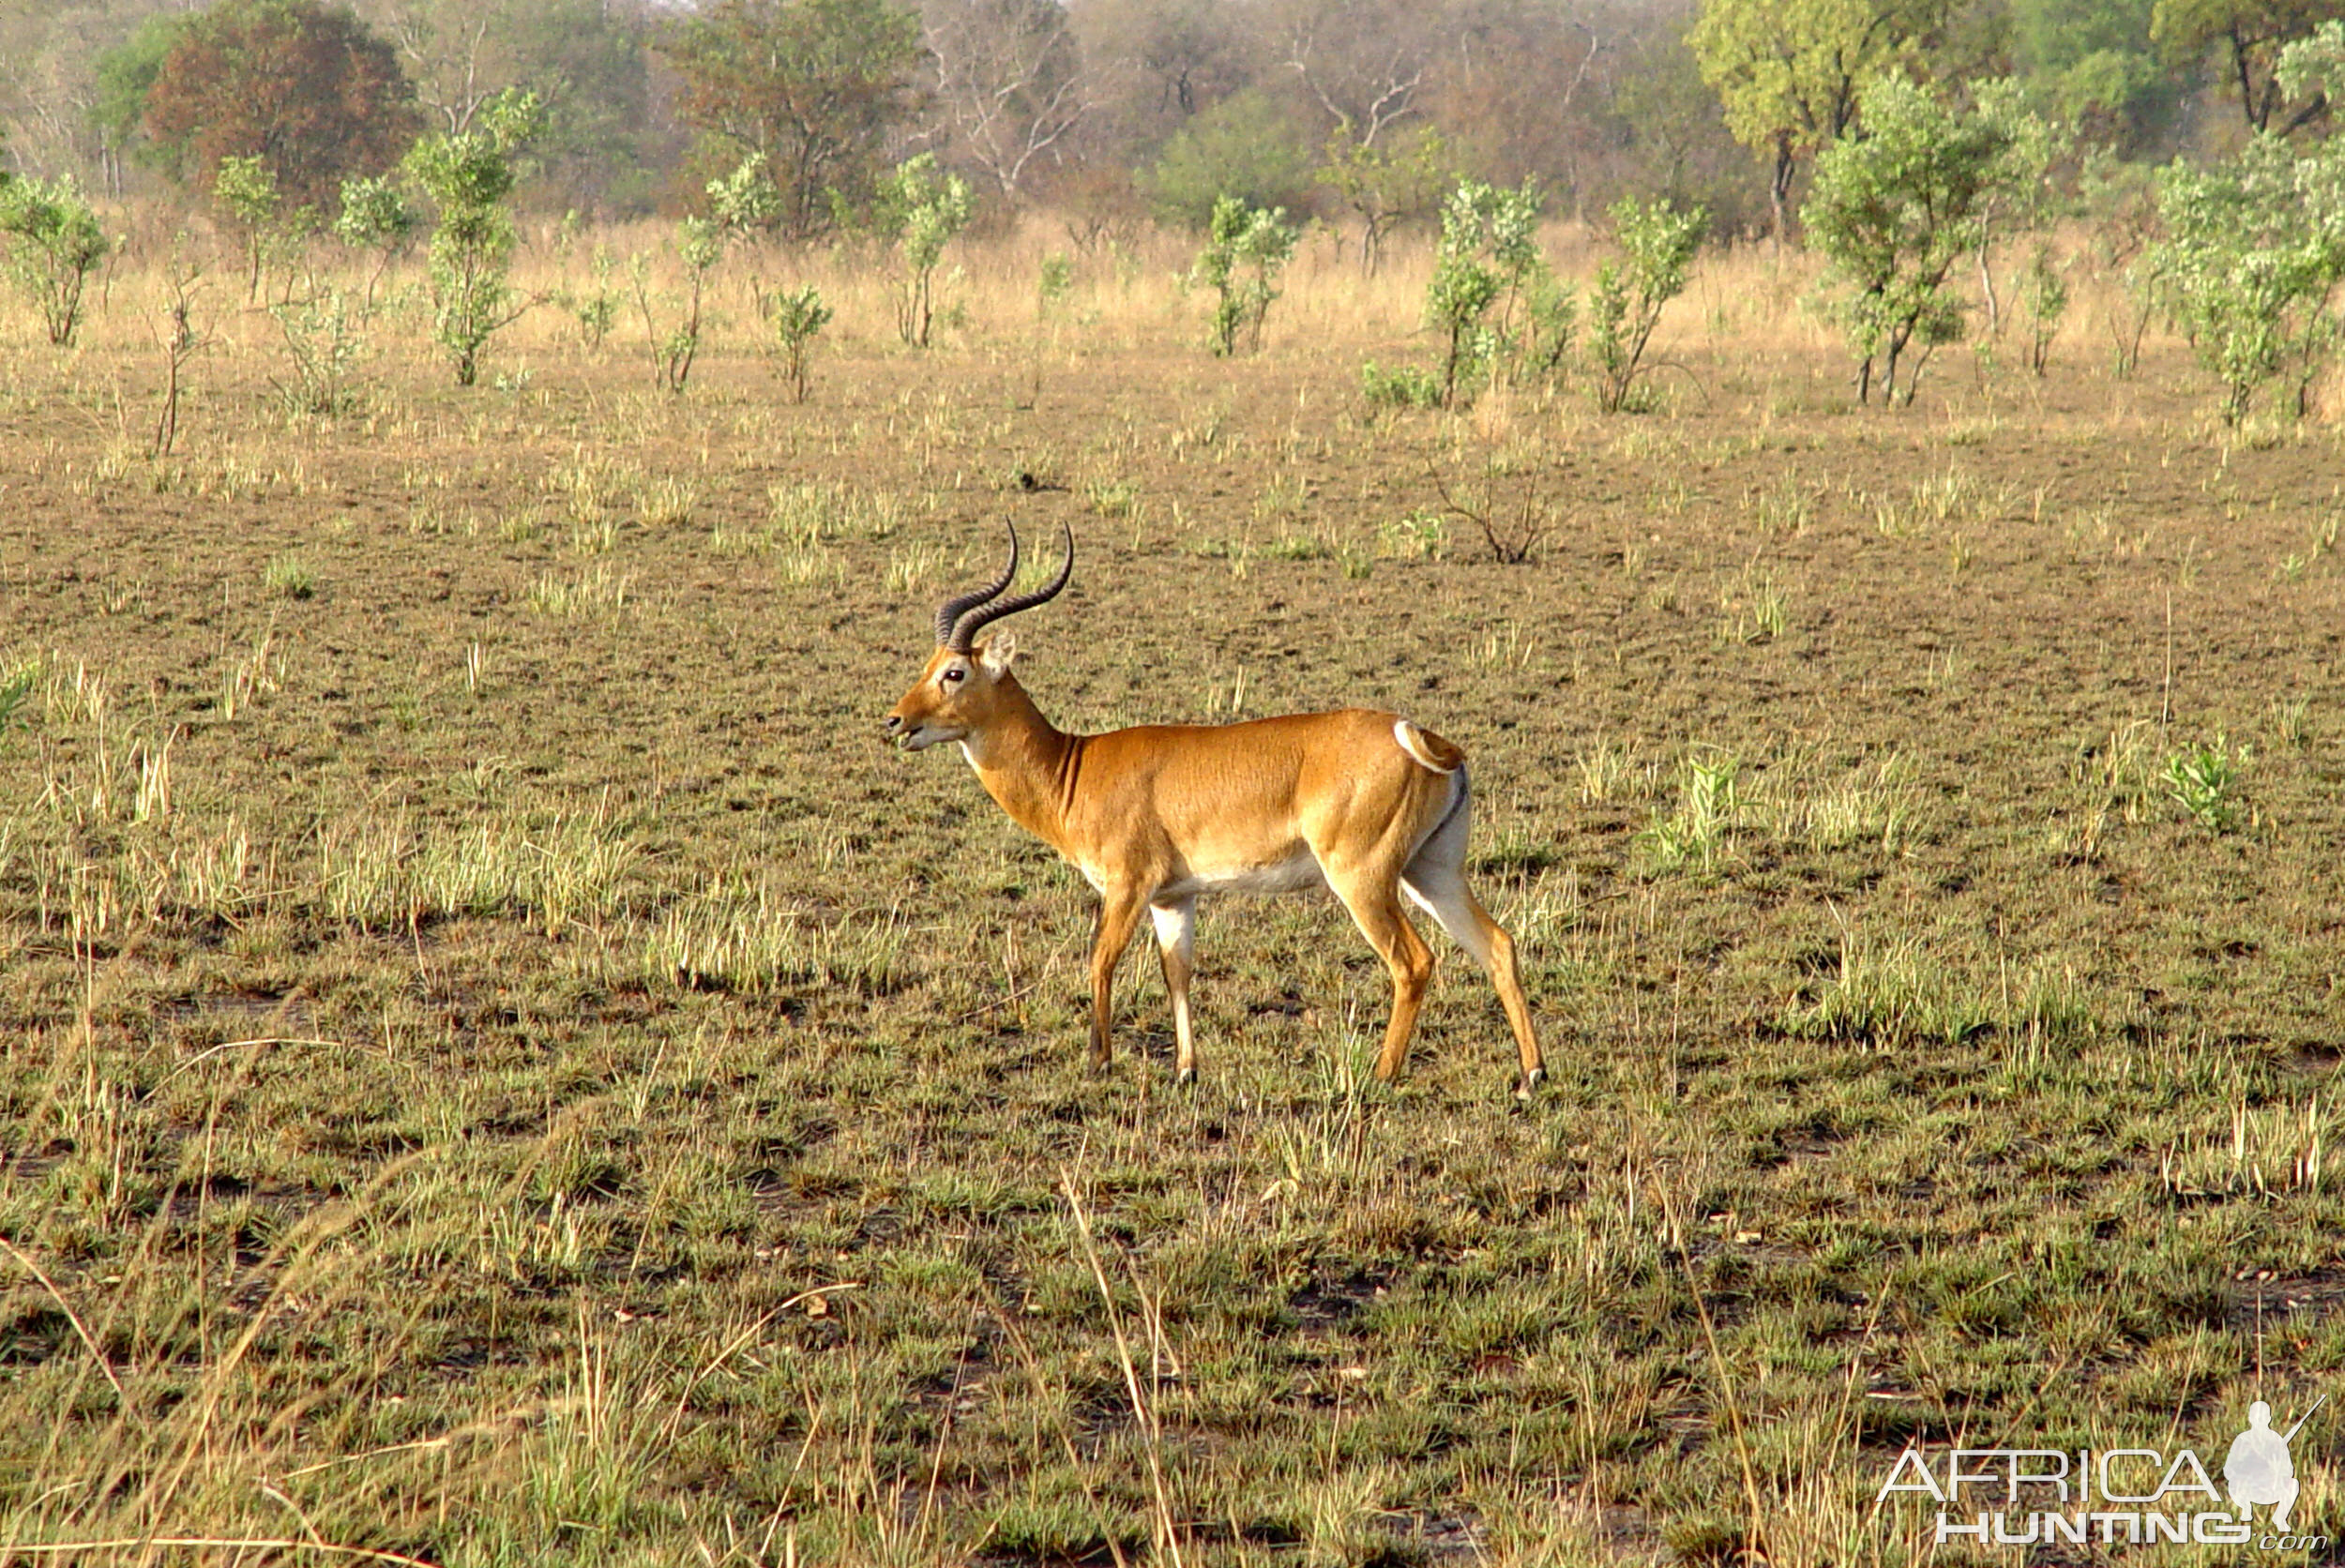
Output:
[{"xmin": 886, "ymin": 521, "xmax": 1073, "ymax": 754}]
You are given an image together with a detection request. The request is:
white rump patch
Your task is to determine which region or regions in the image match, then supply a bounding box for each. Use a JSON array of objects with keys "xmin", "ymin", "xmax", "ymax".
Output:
[{"xmin": 1393, "ymin": 718, "xmax": 1458, "ymax": 775}]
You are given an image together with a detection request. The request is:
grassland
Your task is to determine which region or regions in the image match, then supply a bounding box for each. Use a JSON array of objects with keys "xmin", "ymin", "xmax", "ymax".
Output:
[{"xmin": 2, "ymin": 227, "xmax": 2343, "ymax": 1566}]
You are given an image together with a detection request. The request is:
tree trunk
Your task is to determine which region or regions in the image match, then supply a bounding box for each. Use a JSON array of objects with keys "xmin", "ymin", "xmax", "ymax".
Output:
[{"xmin": 1770, "ymin": 136, "xmax": 1795, "ymax": 251}]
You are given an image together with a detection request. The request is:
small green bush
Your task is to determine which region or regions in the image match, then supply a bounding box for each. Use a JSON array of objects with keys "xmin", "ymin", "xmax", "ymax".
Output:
[
  {"xmin": 768, "ymin": 284, "xmax": 833, "ymax": 404},
  {"xmin": 1360, "ymin": 361, "xmax": 1442, "ymax": 409},
  {"xmin": 1191, "ymin": 195, "xmax": 1299, "ymax": 356},
  {"xmin": 0, "ymin": 174, "xmax": 110, "ymax": 346},
  {"xmin": 1590, "ymin": 195, "xmax": 1705, "ymax": 414}
]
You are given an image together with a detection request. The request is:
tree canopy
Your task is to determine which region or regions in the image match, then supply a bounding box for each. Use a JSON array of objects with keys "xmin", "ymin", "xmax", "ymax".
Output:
[
  {"xmin": 141, "ymin": 0, "xmax": 422, "ymax": 210},
  {"xmin": 1689, "ymin": 0, "xmax": 1937, "ymax": 241},
  {"xmin": 2151, "ymin": 0, "xmax": 2342, "ymax": 134},
  {"xmin": 660, "ymin": 0, "xmax": 924, "ymax": 237}
]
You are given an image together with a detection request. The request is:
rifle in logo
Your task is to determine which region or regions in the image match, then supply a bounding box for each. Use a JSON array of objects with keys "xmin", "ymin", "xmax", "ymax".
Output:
[{"xmin": 2225, "ymin": 1395, "xmax": 2325, "ymax": 1532}]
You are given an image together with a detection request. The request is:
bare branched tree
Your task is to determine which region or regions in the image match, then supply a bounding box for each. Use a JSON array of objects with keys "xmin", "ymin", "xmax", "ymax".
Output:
[
  {"xmin": 375, "ymin": 5, "xmax": 496, "ymax": 136},
  {"xmin": 1276, "ymin": 0, "xmax": 1431, "ymax": 148},
  {"xmin": 921, "ymin": 0, "xmax": 1094, "ymax": 196}
]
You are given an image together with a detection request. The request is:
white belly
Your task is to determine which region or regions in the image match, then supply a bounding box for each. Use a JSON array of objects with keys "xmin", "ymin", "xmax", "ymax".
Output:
[{"xmin": 1158, "ymin": 848, "xmax": 1325, "ymax": 900}]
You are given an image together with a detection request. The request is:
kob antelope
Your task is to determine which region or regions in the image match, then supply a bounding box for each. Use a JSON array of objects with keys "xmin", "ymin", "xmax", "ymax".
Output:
[{"xmin": 887, "ymin": 523, "xmax": 1545, "ymax": 1095}]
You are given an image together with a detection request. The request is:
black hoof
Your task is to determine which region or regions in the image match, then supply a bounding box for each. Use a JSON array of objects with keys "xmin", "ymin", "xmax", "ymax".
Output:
[
  {"xmin": 1515, "ymin": 1067, "xmax": 1547, "ymax": 1100},
  {"xmin": 1176, "ymin": 1067, "xmax": 1197, "ymax": 1089}
]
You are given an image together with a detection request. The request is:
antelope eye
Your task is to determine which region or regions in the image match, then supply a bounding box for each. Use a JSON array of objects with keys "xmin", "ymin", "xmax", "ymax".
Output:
[{"xmin": 942, "ymin": 667, "xmax": 966, "ymax": 684}]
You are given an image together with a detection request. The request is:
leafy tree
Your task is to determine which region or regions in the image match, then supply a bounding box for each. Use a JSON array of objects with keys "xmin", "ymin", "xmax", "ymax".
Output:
[
  {"xmin": 1148, "ymin": 89, "xmax": 1320, "ymax": 227},
  {"xmin": 2276, "ymin": 13, "xmax": 2345, "ymax": 102},
  {"xmin": 1317, "ymin": 124, "xmax": 1451, "ymax": 277},
  {"xmin": 768, "ymin": 284, "xmax": 833, "ymax": 403},
  {"xmin": 1689, "ymin": 0, "xmax": 1930, "ymax": 243},
  {"xmin": 333, "ymin": 173, "xmax": 416, "ymax": 309},
  {"xmin": 213, "ymin": 155, "xmax": 288, "ymax": 303},
  {"xmin": 634, "ymin": 219, "xmax": 725, "ymax": 394},
  {"xmin": 706, "ymin": 152, "xmax": 786, "ymax": 237},
  {"xmin": 1590, "ymin": 196, "xmax": 1706, "ymax": 414},
  {"xmin": 1805, "ymin": 75, "xmax": 2013, "ymax": 405},
  {"xmin": 142, "ymin": 0, "xmax": 423, "ymax": 211},
  {"xmin": 1423, "ymin": 179, "xmax": 1568, "ymax": 407},
  {"xmin": 371, "ymin": 0, "xmax": 657, "ymax": 214},
  {"xmin": 1970, "ymin": 80, "xmax": 2073, "ymax": 343},
  {"xmin": 90, "ymin": 12, "xmax": 190, "ymax": 189},
  {"xmin": 662, "ymin": 0, "xmax": 923, "ymax": 238},
  {"xmin": 0, "ymin": 175, "xmax": 110, "ymax": 348},
  {"xmin": 2152, "ymin": 0, "xmax": 2338, "ymax": 134},
  {"xmin": 2151, "ymin": 128, "xmax": 2345, "ymax": 421},
  {"xmin": 1191, "ymin": 195, "xmax": 1299, "ymax": 355},
  {"xmin": 874, "ymin": 153, "xmax": 973, "ymax": 349},
  {"xmin": 405, "ymin": 88, "xmax": 544, "ymax": 386},
  {"xmin": 2007, "ymin": 0, "xmax": 2175, "ymax": 151},
  {"xmin": 1611, "ymin": 25, "xmax": 1770, "ymax": 234}
]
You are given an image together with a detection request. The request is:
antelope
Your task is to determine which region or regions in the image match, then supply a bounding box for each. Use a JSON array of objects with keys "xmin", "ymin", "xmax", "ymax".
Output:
[{"xmin": 886, "ymin": 522, "xmax": 1545, "ymax": 1096}]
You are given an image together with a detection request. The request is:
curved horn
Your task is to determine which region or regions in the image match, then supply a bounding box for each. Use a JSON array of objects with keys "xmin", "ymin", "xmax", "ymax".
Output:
[
  {"xmin": 948, "ymin": 520, "xmax": 1073, "ymax": 651},
  {"xmin": 933, "ymin": 523, "xmax": 1020, "ymax": 647}
]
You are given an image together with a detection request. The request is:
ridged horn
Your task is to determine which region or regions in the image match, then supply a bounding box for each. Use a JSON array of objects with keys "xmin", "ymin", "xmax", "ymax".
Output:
[
  {"xmin": 945, "ymin": 521, "xmax": 1073, "ymax": 652},
  {"xmin": 933, "ymin": 523, "xmax": 1021, "ymax": 647}
]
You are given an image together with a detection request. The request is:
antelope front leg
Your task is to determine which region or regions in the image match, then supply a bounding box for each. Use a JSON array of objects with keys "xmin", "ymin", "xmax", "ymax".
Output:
[
  {"xmin": 1087, "ymin": 890, "xmax": 1147, "ymax": 1068},
  {"xmin": 1149, "ymin": 897, "xmax": 1199, "ymax": 1084}
]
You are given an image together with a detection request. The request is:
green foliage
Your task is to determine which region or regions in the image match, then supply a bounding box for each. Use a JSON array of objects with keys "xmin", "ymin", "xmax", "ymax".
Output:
[
  {"xmin": 0, "ymin": 657, "xmax": 35, "ymax": 741},
  {"xmin": 2150, "ymin": 130, "xmax": 2345, "ymax": 422},
  {"xmin": 1689, "ymin": 0, "xmax": 1928, "ymax": 235},
  {"xmin": 1190, "ymin": 195, "xmax": 1299, "ymax": 357},
  {"xmin": 0, "ymin": 175, "xmax": 110, "ymax": 347},
  {"xmin": 2277, "ymin": 14, "xmax": 2345, "ymax": 101},
  {"xmin": 333, "ymin": 173, "xmax": 414, "ymax": 308},
  {"xmin": 333, "ymin": 173, "xmax": 411, "ymax": 252},
  {"xmin": 1316, "ymin": 125, "xmax": 1452, "ymax": 275},
  {"xmin": 90, "ymin": 12, "xmax": 189, "ymax": 168},
  {"xmin": 873, "ymin": 153, "xmax": 972, "ymax": 349},
  {"xmin": 570, "ymin": 245, "xmax": 622, "ymax": 350},
  {"xmin": 706, "ymin": 149, "xmax": 784, "ymax": 236},
  {"xmin": 405, "ymin": 89, "xmax": 546, "ymax": 387},
  {"xmin": 212, "ymin": 155, "xmax": 279, "ymax": 229},
  {"xmin": 1147, "ymin": 89, "xmax": 1319, "ymax": 228},
  {"xmin": 1589, "ymin": 195, "xmax": 1705, "ymax": 414},
  {"xmin": 2161, "ymin": 737, "xmax": 2249, "ymax": 831},
  {"xmin": 497, "ymin": 0, "xmax": 657, "ymax": 213},
  {"xmin": 663, "ymin": 0, "xmax": 924, "ymax": 239},
  {"xmin": 636, "ymin": 217, "xmax": 727, "ymax": 393},
  {"xmin": 768, "ymin": 283, "xmax": 833, "ymax": 402},
  {"xmin": 2008, "ymin": 0, "xmax": 2171, "ymax": 149},
  {"xmin": 268, "ymin": 287, "xmax": 369, "ymax": 416},
  {"xmin": 1804, "ymin": 76, "xmax": 2013, "ymax": 406},
  {"xmin": 2152, "ymin": 0, "xmax": 2337, "ymax": 134},
  {"xmin": 1360, "ymin": 361, "xmax": 1444, "ymax": 409},
  {"xmin": 212, "ymin": 154, "xmax": 284, "ymax": 302},
  {"xmin": 1423, "ymin": 179, "xmax": 1552, "ymax": 406}
]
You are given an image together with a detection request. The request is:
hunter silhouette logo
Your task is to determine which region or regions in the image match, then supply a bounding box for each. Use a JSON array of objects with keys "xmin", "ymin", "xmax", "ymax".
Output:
[
  {"xmin": 1878, "ymin": 1395, "xmax": 2329, "ymax": 1551},
  {"xmin": 2227, "ymin": 1396, "xmax": 2323, "ymax": 1533}
]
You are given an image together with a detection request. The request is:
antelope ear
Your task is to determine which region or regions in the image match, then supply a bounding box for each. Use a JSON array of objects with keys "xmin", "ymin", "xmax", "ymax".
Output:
[{"xmin": 979, "ymin": 630, "xmax": 1019, "ymax": 673}]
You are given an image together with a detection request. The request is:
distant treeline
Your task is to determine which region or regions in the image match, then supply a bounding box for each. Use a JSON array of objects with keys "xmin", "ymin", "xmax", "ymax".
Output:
[{"xmin": 0, "ymin": 0, "xmax": 2334, "ymax": 242}]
